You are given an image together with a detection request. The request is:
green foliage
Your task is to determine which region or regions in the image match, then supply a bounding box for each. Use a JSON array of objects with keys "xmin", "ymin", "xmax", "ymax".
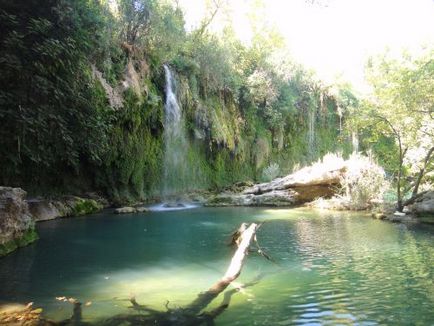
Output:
[
  {"xmin": 118, "ymin": 0, "xmax": 152, "ymax": 44},
  {"xmin": 0, "ymin": 0, "xmax": 114, "ymax": 188},
  {"xmin": 0, "ymin": 0, "xmax": 352, "ymax": 202},
  {"xmin": 354, "ymin": 48, "xmax": 434, "ymax": 210},
  {"xmin": 96, "ymin": 89, "xmax": 163, "ymax": 203},
  {"xmin": 71, "ymin": 198, "xmax": 103, "ymax": 216}
]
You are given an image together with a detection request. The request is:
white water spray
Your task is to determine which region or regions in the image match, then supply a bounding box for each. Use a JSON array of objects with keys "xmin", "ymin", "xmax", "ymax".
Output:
[
  {"xmin": 162, "ymin": 65, "xmax": 190, "ymax": 197},
  {"xmin": 352, "ymin": 131, "xmax": 359, "ymax": 153}
]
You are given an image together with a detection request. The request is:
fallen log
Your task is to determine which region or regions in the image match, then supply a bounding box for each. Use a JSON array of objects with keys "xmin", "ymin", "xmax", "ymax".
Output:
[{"xmin": 185, "ymin": 223, "xmax": 258, "ymax": 315}]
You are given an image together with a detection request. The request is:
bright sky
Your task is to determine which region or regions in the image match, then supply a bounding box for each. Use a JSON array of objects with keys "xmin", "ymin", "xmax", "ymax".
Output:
[{"xmin": 178, "ymin": 0, "xmax": 434, "ymax": 92}]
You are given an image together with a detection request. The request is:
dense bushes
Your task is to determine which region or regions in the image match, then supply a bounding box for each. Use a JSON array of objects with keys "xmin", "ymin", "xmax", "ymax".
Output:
[{"xmin": 0, "ymin": 0, "xmax": 114, "ymax": 191}]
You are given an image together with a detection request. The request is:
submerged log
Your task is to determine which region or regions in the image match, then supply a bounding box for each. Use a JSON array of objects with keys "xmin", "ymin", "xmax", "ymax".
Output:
[
  {"xmin": 230, "ymin": 222, "xmax": 248, "ymax": 246},
  {"xmin": 185, "ymin": 223, "xmax": 258, "ymax": 315}
]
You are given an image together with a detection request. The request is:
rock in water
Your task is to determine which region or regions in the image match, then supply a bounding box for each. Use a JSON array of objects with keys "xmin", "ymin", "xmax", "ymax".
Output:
[
  {"xmin": 114, "ymin": 207, "xmax": 137, "ymax": 214},
  {"xmin": 207, "ymin": 158, "xmax": 346, "ymax": 207},
  {"xmin": 0, "ymin": 187, "xmax": 38, "ymax": 257},
  {"xmin": 406, "ymin": 191, "xmax": 434, "ymax": 224},
  {"xmin": 163, "ymin": 202, "xmax": 185, "ymax": 208}
]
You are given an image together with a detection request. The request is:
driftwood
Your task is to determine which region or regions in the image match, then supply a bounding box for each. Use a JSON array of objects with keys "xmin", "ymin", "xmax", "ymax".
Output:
[{"xmin": 185, "ymin": 223, "xmax": 258, "ymax": 314}]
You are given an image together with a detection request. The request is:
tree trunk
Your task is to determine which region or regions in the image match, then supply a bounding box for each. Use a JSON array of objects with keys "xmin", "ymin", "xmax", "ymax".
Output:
[
  {"xmin": 411, "ymin": 146, "xmax": 434, "ymax": 198},
  {"xmin": 396, "ymin": 143, "xmax": 407, "ymax": 212},
  {"xmin": 185, "ymin": 223, "xmax": 258, "ymax": 315}
]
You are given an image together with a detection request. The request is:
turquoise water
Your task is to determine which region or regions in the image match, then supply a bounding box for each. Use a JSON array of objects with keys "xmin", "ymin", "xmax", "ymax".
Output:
[{"xmin": 0, "ymin": 207, "xmax": 433, "ymax": 325}]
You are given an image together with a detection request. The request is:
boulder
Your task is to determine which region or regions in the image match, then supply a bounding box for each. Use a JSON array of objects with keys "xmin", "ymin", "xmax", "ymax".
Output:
[
  {"xmin": 386, "ymin": 213, "xmax": 418, "ymax": 224},
  {"xmin": 114, "ymin": 207, "xmax": 137, "ymax": 214},
  {"xmin": 372, "ymin": 212, "xmax": 387, "ymax": 220},
  {"xmin": 0, "ymin": 187, "xmax": 38, "ymax": 257},
  {"xmin": 207, "ymin": 190, "xmax": 298, "ymax": 207},
  {"xmin": 207, "ymin": 158, "xmax": 346, "ymax": 207},
  {"xmin": 66, "ymin": 197, "xmax": 103, "ymax": 216},
  {"xmin": 28, "ymin": 199, "xmax": 67, "ymax": 221},
  {"xmin": 405, "ymin": 191, "xmax": 434, "ymax": 224},
  {"xmin": 163, "ymin": 202, "xmax": 186, "ymax": 208},
  {"xmin": 224, "ymin": 181, "xmax": 254, "ymax": 193},
  {"xmin": 251, "ymin": 190, "xmax": 298, "ymax": 206},
  {"xmin": 28, "ymin": 197, "xmax": 103, "ymax": 221},
  {"xmin": 243, "ymin": 160, "xmax": 346, "ymax": 195},
  {"xmin": 407, "ymin": 191, "xmax": 434, "ymax": 215},
  {"xmin": 207, "ymin": 192, "xmax": 255, "ymax": 207}
]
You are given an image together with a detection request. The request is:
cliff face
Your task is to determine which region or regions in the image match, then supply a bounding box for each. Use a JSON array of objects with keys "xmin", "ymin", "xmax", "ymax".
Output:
[{"xmin": 0, "ymin": 187, "xmax": 38, "ymax": 257}]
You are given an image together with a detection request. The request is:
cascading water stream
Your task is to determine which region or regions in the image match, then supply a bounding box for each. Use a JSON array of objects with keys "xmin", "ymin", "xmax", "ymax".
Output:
[
  {"xmin": 352, "ymin": 131, "xmax": 359, "ymax": 153},
  {"xmin": 308, "ymin": 106, "xmax": 316, "ymax": 158},
  {"xmin": 162, "ymin": 65, "xmax": 190, "ymax": 199}
]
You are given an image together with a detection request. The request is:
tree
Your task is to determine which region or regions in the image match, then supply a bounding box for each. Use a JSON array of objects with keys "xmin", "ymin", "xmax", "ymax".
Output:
[
  {"xmin": 359, "ymin": 49, "xmax": 434, "ymax": 211},
  {"xmin": 118, "ymin": 0, "xmax": 152, "ymax": 45},
  {"xmin": 0, "ymin": 0, "xmax": 114, "ymax": 187}
]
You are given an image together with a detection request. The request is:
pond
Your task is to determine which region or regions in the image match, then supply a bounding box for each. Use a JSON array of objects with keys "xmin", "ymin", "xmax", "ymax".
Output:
[{"xmin": 0, "ymin": 207, "xmax": 433, "ymax": 325}]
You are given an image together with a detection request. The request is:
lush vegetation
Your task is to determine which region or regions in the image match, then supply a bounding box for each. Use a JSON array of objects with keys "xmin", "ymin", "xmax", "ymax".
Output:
[
  {"xmin": 352, "ymin": 49, "xmax": 434, "ymax": 211},
  {"xmin": 0, "ymin": 0, "xmax": 352, "ymax": 203},
  {"xmin": 0, "ymin": 0, "xmax": 432, "ymax": 209}
]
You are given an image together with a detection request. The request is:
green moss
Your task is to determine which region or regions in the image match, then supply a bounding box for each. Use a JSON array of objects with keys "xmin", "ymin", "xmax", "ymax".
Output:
[
  {"xmin": 0, "ymin": 239, "xmax": 18, "ymax": 257},
  {"xmin": 0, "ymin": 228, "xmax": 38, "ymax": 257},
  {"xmin": 16, "ymin": 228, "xmax": 39, "ymax": 246},
  {"xmin": 71, "ymin": 199, "xmax": 103, "ymax": 216}
]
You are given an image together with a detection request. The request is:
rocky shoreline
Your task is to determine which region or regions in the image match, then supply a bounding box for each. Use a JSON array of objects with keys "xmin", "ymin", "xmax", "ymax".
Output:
[
  {"xmin": 205, "ymin": 156, "xmax": 434, "ymax": 225},
  {"xmin": 27, "ymin": 194, "xmax": 108, "ymax": 222}
]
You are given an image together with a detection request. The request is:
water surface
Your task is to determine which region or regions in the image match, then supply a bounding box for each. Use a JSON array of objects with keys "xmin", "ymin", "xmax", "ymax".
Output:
[{"xmin": 0, "ymin": 207, "xmax": 433, "ymax": 325}]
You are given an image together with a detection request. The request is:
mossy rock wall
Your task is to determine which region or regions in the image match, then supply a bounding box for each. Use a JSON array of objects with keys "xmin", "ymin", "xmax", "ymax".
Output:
[
  {"xmin": 0, "ymin": 228, "xmax": 38, "ymax": 257},
  {"xmin": 0, "ymin": 187, "xmax": 38, "ymax": 257}
]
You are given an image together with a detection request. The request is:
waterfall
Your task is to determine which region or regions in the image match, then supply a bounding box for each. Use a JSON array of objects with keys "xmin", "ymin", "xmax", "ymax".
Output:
[
  {"xmin": 352, "ymin": 131, "xmax": 359, "ymax": 153},
  {"xmin": 308, "ymin": 107, "xmax": 316, "ymax": 158},
  {"xmin": 162, "ymin": 65, "xmax": 190, "ymax": 198},
  {"xmin": 337, "ymin": 106, "xmax": 343, "ymax": 133}
]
